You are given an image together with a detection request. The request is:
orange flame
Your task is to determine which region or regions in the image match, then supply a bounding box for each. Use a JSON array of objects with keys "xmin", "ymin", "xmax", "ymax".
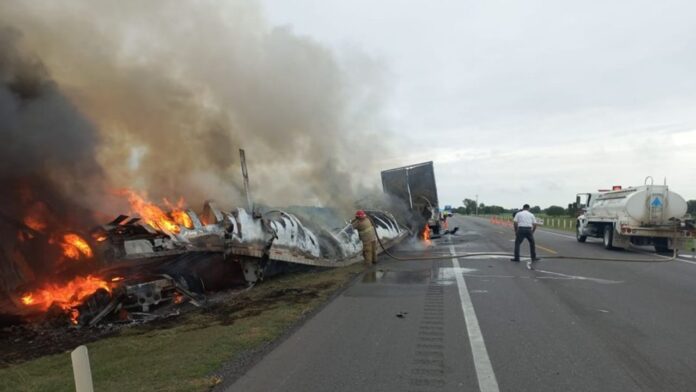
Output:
[
  {"xmin": 421, "ymin": 224, "xmax": 432, "ymax": 245},
  {"xmin": 19, "ymin": 275, "xmax": 111, "ymax": 324},
  {"xmin": 21, "ymin": 293, "xmax": 35, "ymax": 305},
  {"xmin": 165, "ymin": 197, "xmax": 193, "ymax": 229},
  {"xmin": 61, "ymin": 233, "xmax": 93, "ymax": 259},
  {"xmin": 173, "ymin": 292, "xmax": 184, "ymax": 305},
  {"xmin": 23, "ymin": 215, "xmax": 47, "ymax": 233},
  {"xmin": 122, "ymin": 190, "xmax": 184, "ymax": 233},
  {"xmin": 171, "ymin": 210, "xmax": 193, "ymax": 229}
]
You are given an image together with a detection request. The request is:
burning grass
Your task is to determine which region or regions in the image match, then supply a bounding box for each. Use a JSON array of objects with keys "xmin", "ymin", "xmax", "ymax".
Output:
[{"xmin": 0, "ymin": 265, "xmax": 363, "ymax": 392}]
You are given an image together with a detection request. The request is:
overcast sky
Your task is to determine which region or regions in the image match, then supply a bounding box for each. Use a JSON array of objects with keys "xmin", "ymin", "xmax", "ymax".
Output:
[{"xmin": 260, "ymin": 0, "xmax": 696, "ymax": 209}]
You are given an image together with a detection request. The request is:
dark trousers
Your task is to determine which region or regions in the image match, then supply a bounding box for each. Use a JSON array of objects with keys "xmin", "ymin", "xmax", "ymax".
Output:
[{"xmin": 514, "ymin": 227, "xmax": 536, "ymax": 260}]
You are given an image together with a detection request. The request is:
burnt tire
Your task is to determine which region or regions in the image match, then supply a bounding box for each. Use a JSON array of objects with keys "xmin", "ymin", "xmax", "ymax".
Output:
[
  {"xmin": 603, "ymin": 225, "xmax": 614, "ymax": 250},
  {"xmin": 576, "ymin": 224, "xmax": 587, "ymax": 243}
]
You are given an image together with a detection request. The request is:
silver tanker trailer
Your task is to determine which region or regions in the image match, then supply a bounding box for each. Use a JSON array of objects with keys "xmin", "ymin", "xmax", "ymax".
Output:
[{"xmin": 575, "ymin": 177, "xmax": 695, "ymax": 252}]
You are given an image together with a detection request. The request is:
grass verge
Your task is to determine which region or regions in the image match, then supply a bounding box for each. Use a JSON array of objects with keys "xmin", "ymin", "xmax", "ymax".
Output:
[{"xmin": 0, "ymin": 264, "xmax": 363, "ymax": 392}]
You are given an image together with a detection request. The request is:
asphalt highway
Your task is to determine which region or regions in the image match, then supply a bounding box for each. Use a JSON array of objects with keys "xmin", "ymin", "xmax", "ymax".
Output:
[{"xmin": 228, "ymin": 215, "xmax": 696, "ymax": 391}]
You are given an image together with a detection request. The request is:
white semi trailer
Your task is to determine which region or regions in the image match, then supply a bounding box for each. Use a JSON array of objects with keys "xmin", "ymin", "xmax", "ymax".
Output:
[{"xmin": 575, "ymin": 178, "xmax": 695, "ymax": 252}]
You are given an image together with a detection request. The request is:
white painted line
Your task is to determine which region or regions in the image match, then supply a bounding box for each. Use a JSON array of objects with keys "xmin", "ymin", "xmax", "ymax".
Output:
[
  {"xmin": 631, "ymin": 248, "xmax": 696, "ymax": 265},
  {"xmin": 673, "ymin": 252, "xmax": 696, "ymax": 264},
  {"xmin": 535, "ymin": 230, "xmax": 576, "ymax": 240},
  {"xmin": 534, "ymin": 269, "xmax": 623, "ymax": 284},
  {"xmin": 536, "ymin": 230, "xmax": 696, "ymax": 265},
  {"xmin": 449, "ymin": 245, "xmax": 500, "ymax": 392},
  {"xmin": 482, "ymin": 215, "xmax": 696, "ymax": 266}
]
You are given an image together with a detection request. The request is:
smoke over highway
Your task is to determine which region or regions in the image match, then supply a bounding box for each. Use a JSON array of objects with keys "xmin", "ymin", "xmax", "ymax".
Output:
[{"xmin": 0, "ymin": 0, "xmax": 391, "ymax": 213}]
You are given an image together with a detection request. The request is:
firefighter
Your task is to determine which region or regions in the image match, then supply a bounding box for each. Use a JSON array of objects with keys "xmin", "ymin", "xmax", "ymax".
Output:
[{"xmin": 352, "ymin": 210, "xmax": 377, "ymax": 266}]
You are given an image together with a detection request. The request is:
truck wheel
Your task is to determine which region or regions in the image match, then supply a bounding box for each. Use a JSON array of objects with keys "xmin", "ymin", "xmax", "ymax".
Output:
[
  {"xmin": 603, "ymin": 225, "xmax": 614, "ymax": 250},
  {"xmin": 654, "ymin": 238, "xmax": 671, "ymax": 253},
  {"xmin": 576, "ymin": 224, "xmax": 587, "ymax": 243}
]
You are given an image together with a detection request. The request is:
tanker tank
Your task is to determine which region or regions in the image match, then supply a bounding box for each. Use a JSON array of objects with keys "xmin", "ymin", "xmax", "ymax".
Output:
[{"xmin": 587, "ymin": 185, "xmax": 687, "ymax": 225}]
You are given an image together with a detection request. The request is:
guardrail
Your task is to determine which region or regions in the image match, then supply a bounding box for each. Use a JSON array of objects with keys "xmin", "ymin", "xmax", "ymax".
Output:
[{"xmin": 539, "ymin": 217, "xmax": 576, "ymax": 232}]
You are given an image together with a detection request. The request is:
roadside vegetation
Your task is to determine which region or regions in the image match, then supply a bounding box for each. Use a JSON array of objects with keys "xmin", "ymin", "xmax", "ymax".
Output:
[
  {"xmin": 453, "ymin": 198, "xmax": 696, "ymax": 235},
  {"xmin": 454, "ymin": 198, "xmax": 578, "ymax": 232},
  {"xmin": 455, "ymin": 198, "xmax": 696, "ymax": 218},
  {"xmin": 0, "ymin": 265, "xmax": 363, "ymax": 392}
]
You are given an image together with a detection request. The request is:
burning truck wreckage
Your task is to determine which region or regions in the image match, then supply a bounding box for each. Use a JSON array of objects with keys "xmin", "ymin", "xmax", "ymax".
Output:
[
  {"xmin": 0, "ymin": 3, "xmax": 444, "ymax": 370},
  {"xmin": 0, "ymin": 192, "xmax": 409, "ymax": 331}
]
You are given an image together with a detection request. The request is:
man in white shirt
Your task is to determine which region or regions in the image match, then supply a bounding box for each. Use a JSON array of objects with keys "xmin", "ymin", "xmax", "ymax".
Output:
[{"xmin": 511, "ymin": 204, "xmax": 540, "ymax": 269}]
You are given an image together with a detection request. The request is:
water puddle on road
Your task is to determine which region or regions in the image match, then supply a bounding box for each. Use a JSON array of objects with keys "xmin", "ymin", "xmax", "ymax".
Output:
[
  {"xmin": 436, "ymin": 267, "xmax": 478, "ymax": 283},
  {"xmin": 534, "ymin": 269, "xmax": 624, "ymax": 284},
  {"xmin": 362, "ymin": 267, "xmax": 479, "ymax": 285},
  {"xmin": 362, "ymin": 269, "xmax": 433, "ymax": 284},
  {"xmin": 362, "ymin": 266, "xmax": 621, "ymax": 286}
]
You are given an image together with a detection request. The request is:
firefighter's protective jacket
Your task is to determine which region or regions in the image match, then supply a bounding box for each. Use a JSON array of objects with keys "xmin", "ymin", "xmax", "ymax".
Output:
[{"xmin": 352, "ymin": 217, "xmax": 376, "ymax": 243}]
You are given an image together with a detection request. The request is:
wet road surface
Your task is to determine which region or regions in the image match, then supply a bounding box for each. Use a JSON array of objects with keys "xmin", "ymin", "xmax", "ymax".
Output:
[{"xmin": 228, "ymin": 215, "xmax": 696, "ymax": 391}]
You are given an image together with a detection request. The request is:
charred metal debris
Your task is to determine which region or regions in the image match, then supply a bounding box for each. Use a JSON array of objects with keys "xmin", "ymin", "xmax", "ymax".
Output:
[{"xmin": 15, "ymin": 203, "xmax": 406, "ymax": 327}]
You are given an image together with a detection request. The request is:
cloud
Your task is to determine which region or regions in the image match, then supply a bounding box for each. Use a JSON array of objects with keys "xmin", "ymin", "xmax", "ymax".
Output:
[{"xmin": 260, "ymin": 0, "xmax": 696, "ymax": 207}]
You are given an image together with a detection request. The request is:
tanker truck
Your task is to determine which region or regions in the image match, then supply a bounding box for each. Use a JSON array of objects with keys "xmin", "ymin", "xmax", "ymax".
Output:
[{"xmin": 575, "ymin": 178, "xmax": 695, "ymax": 252}]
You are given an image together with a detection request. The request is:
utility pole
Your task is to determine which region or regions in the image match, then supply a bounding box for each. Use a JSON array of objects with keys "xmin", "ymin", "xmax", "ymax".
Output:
[
  {"xmin": 239, "ymin": 149, "xmax": 253, "ymax": 213},
  {"xmin": 405, "ymin": 168, "xmax": 413, "ymax": 210},
  {"xmin": 475, "ymin": 194, "xmax": 479, "ymax": 216}
]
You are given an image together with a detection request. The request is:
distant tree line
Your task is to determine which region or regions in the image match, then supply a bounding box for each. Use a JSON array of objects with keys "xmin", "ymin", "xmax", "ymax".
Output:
[
  {"xmin": 455, "ymin": 199, "xmax": 507, "ymax": 215},
  {"xmin": 453, "ymin": 199, "xmax": 696, "ymax": 217}
]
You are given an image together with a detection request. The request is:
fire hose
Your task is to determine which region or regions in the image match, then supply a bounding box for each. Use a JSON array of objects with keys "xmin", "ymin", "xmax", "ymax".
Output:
[{"xmin": 367, "ymin": 216, "xmax": 678, "ymax": 263}]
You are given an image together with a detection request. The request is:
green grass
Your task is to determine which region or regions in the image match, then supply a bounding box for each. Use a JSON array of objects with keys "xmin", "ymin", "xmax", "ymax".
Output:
[{"xmin": 0, "ymin": 264, "xmax": 363, "ymax": 392}]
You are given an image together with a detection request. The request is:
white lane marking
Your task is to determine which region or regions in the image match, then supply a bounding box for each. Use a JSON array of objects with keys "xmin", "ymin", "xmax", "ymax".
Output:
[
  {"xmin": 437, "ymin": 267, "xmax": 478, "ymax": 280},
  {"xmin": 474, "ymin": 212, "xmax": 696, "ymax": 266},
  {"xmin": 534, "ymin": 229, "xmax": 696, "ymax": 266},
  {"xmin": 535, "ymin": 230, "xmax": 576, "ymax": 239},
  {"xmin": 463, "ymin": 274, "xmax": 517, "ymax": 279},
  {"xmin": 449, "ymin": 245, "xmax": 500, "ymax": 392},
  {"xmin": 533, "ymin": 269, "xmax": 623, "ymax": 284},
  {"xmin": 631, "ymin": 249, "xmax": 696, "ymax": 265},
  {"xmin": 461, "ymin": 255, "xmax": 531, "ymax": 260}
]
